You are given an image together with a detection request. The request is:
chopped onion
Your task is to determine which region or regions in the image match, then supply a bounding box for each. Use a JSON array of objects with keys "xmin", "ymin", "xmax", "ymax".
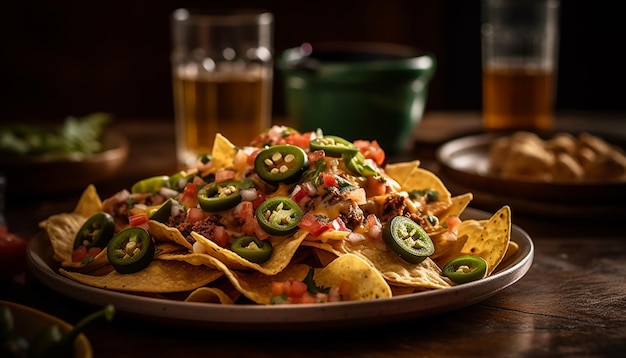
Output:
[
  {"xmin": 345, "ymin": 232, "xmax": 366, "ymax": 244},
  {"xmin": 159, "ymin": 187, "xmax": 179, "ymax": 198},
  {"xmin": 240, "ymin": 188, "xmax": 258, "ymax": 202},
  {"xmin": 192, "ymin": 241, "xmax": 207, "ymax": 254}
]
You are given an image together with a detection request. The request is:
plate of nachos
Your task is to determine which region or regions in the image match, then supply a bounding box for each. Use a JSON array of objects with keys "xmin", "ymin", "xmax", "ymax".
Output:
[{"xmin": 27, "ymin": 126, "xmax": 533, "ymax": 330}]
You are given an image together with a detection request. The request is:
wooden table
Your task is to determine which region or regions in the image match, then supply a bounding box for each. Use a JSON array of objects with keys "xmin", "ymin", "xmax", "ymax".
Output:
[{"xmin": 3, "ymin": 111, "xmax": 626, "ymax": 357}]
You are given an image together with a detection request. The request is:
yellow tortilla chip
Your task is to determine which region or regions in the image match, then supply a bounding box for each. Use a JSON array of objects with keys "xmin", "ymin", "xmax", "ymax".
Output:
[
  {"xmin": 460, "ymin": 205, "xmax": 511, "ymax": 275},
  {"xmin": 313, "ymin": 254, "xmax": 392, "ymax": 300},
  {"xmin": 441, "ymin": 193, "xmax": 473, "ymax": 219},
  {"xmin": 210, "ymin": 133, "xmax": 238, "ymax": 170},
  {"xmin": 149, "ymin": 221, "xmax": 193, "ymax": 250},
  {"xmin": 72, "ymin": 185, "xmax": 103, "ymax": 217},
  {"xmin": 191, "ymin": 230, "xmax": 309, "ymax": 275},
  {"xmin": 185, "ymin": 287, "xmax": 235, "ymax": 304},
  {"xmin": 60, "ymin": 260, "xmax": 222, "ymax": 293},
  {"xmin": 384, "ymin": 160, "xmax": 421, "ymax": 182}
]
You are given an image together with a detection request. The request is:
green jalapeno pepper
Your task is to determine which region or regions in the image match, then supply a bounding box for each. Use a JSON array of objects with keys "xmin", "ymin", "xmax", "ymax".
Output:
[
  {"xmin": 254, "ymin": 145, "xmax": 308, "ymax": 184},
  {"xmin": 442, "ymin": 255, "xmax": 488, "ymax": 284},
  {"xmin": 28, "ymin": 304, "xmax": 115, "ymax": 358},
  {"xmin": 382, "ymin": 215, "xmax": 434, "ymax": 264},
  {"xmin": 255, "ymin": 197, "xmax": 303, "ymax": 236},
  {"xmin": 230, "ymin": 236, "xmax": 273, "ymax": 264},
  {"xmin": 73, "ymin": 212, "xmax": 115, "ymax": 250},
  {"xmin": 342, "ymin": 152, "xmax": 378, "ymax": 177},
  {"xmin": 309, "ymin": 135, "xmax": 358, "ymax": 157},
  {"xmin": 148, "ymin": 198, "xmax": 174, "ymax": 223},
  {"xmin": 106, "ymin": 227, "xmax": 155, "ymax": 274},
  {"xmin": 131, "ymin": 175, "xmax": 170, "ymax": 194},
  {"xmin": 168, "ymin": 170, "xmax": 195, "ymax": 191},
  {"xmin": 197, "ymin": 180, "xmax": 244, "ymax": 212}
]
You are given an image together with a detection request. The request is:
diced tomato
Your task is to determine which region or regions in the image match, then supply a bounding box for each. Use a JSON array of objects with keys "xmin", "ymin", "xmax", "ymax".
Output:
[
  {"xmin": 250, "ymin": 190, "xmax": 266, "ymax": 210},
  {"xmin": 366, "ymin": 175, "xmax": 387, "ymax": 197},
  {"xmin": 284, "ymin": 131, "xmax": 314, "ymax": 149},
  {"xmin": 215, "ymin": 169, "xmax": 236, "ymax": 182},
  {"xmin": 445, "ymin": 215, "xmax": 462, "ymax": 233},
  {"xmin": 71, "ymin": 245, "xmax": 102, "ymax": 263},
  {"xmin": 354, "ymin": 139, "xmax": 386, "ymax": 166},
  {"xmin": 328, "ymin": 217, "xmax": 349, "ymax": 232},
  {"xmin": 271, "ymin": 281, "xmax": 286, "ymax": 297},
  {"xmin": 71, "ymin": 245, "xmax": 88, "ymax": 262},
  {"xmin": 129, "ymin": 213, "xmax": 149, "ymax": 230},
  {"xmin": 298, "ymin": 213, "xmax": 329, "ymax": 237},
  {"xmin": 287, "ymin": 280, "xmax": 309, "ymax": 298},
  {"xmin": 307, "ymin": 150, "xmax": 326, "ymax": 168},
  {"xmin": 322, "ymin": 173, "xmax": 338, "ymax": 188},
  {"xmin": 211, "ymin": 225, "xmax": 230, "ymax": 247},
  {"xmin": 247, "ymin": 148, "xmax": 263, "ymax": 166},
  {"xmin": 290, "ymin": 184, "xmax": 310, "ymax": 204},
  {"xmin": 187, "ymin": 207, "xmax": 208, "ymax": 224},
  {"xmin": 180, "ymin": 183, "xmax": 198, "ymax": 208}
]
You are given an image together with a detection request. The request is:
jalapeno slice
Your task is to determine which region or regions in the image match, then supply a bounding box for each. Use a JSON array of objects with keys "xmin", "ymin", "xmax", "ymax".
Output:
[
  {"xmin": 106, "ymin": 227, "xmax": 155, "ymax": 274},
  {"xmin": 131, "ymin": 175, "xmax": 170, "ymax": 194},
  {"xmin": 73, "ymin": 212, "xmax": 115, "ymax": 250},
  {"xmin": 197, "ymin": 180, "xmax": 243, "ymax": 212},
  {"xmin": 254, "ymin": 145, "xmax": 308, "ymax": 184},
  {"xmin": 382, "ymin": 215, "xmax": 434, "ymax": 264},
  {"xmin": 230, "ymin": 236, "xmax": 273, "ymax": 264},
  {"xmin": 309, "ymin": 135, "xmax": 359, "ymax": 157},
  {"xmin": 442, "ymin": 255, "xmax": 488, "ymax": 284},
  {"xmin": 255, "ymin": 197, "xmax": 303, "ymax": 236},
  {"xmin": 342, "ymin": 152, "xmax": 378, "ymax": 177}
]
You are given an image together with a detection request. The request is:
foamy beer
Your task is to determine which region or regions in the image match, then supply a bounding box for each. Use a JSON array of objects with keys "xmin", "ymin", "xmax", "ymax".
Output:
[
  {"xmin": 171, "ymin": 9, "xmax": 273, "ymax": 169},
  {"xmin": 481, "ymin": 0, "xmax": 559, "ymax": 132}
]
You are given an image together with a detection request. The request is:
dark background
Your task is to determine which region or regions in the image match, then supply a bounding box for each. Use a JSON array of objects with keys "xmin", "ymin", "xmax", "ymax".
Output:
[{"xmin": 1, "ymin": 0, "xmax": 623, "ymax": 123}]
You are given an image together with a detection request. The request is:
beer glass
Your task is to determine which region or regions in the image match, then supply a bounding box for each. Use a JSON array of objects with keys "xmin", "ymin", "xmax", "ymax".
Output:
[
  {"xmin": 171, "ymin": 9, "xmax": 273, "ymax": 169},
  {"xmin": 481, "ymin": 0, "xmax": 559, "ymax": 132}
]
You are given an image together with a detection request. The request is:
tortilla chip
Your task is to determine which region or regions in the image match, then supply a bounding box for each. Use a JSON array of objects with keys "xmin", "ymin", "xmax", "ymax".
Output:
[
  {"xmin": 430, "ymin": 232, "xmax": 470, "ymax": 269},
  {"xmin": 191, "ymin": 230, "xmax": 309, "ymax": 275},
  {"xmin": 72, "ymin": 185, "xmax": 103, "ymax": 217},
  {"xmin": 460, "ymin": 205, "xmax": 511, "ymax": 275},
  {"xmin": 384, "ymin": 160, "xmax": 421, "ymax": 182},
  {"xmin": 149, "ymin": 221, "xmax": 193, "ymax": 250},
  {"xmin": 211, "ymin": 133, "xmax": 238, "ymax": 170},
  {"xmin": 185, "ymin": 287, "xmax": 235, "ymax": 304},
  {"xmin": 499, "ymin": 241, "xmax": 520, "ymax": 267},
  {"xmin": 441, "ymin": 193, "xmax": 473, "ymax": 219},
  {"xmin": 60, "ymin": 260, "xmax": 222, "ymax": 293},
  {"xmin": 313, "ymin": 254, "xmax": 392, "ymax": 300}
]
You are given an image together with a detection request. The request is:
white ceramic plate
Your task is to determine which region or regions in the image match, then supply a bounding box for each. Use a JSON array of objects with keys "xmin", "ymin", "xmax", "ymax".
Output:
[{"xmin": 26, "ymin": 208, "xmax": 533, "ymax": 331}]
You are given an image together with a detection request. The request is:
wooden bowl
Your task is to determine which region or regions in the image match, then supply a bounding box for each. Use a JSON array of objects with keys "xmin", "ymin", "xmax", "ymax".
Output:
[
  {"xmin": 0, "ymin": 129, "xmax": 128, "ymax": 196},
  {"xmin": 0, "ymin": 300, "xmax": 93, "ymax": 358}
]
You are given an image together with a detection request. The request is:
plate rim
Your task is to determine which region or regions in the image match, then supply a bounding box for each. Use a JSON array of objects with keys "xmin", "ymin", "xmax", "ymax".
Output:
[
  {"xmin": 26, "ymin": 207, "xmax": 534, "ymax": 331},
  {"xmin": 435, "ymin": 132, "xmax": 626, "ymax": 205}
]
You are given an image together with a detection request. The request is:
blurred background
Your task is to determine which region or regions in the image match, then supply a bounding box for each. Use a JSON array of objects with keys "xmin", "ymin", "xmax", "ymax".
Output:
[{"xmin": 1, "ymin": 0, "xmax": 623, "ymax": 123}]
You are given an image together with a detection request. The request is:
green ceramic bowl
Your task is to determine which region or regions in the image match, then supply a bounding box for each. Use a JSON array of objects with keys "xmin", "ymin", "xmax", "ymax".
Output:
[{"xmin": 277, "ymin": 42, "xmax": 436, "ymax": 154}]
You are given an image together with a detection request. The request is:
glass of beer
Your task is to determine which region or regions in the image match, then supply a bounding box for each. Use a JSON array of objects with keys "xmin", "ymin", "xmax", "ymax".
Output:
[
  {"xmin": 170, "ymin": 9, "xmax": 273, "ymax": 169},
  {"xmin": 481, "ymin": 0, "xmax": 559, "ymax": 132}
]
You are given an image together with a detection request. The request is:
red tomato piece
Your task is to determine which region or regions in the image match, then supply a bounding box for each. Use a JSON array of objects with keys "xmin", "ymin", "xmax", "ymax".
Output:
[
  {"xmin": 187, "ymin": 207, "xmax": 208, "ymax": 224},
  {"xmin": 322, "ymin": 173, "xmax": 338, "ymax": 188},
  {"xmin": 298, "ymin": 213, "xmax": 329, "ymax": 237},
  {"xmin": 354, "ymin": 139, "xmax": 386, "ymax": 166},
  {"xmin": 129, "ymin": 213, "xmax": 149, "ymax": 230}
]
